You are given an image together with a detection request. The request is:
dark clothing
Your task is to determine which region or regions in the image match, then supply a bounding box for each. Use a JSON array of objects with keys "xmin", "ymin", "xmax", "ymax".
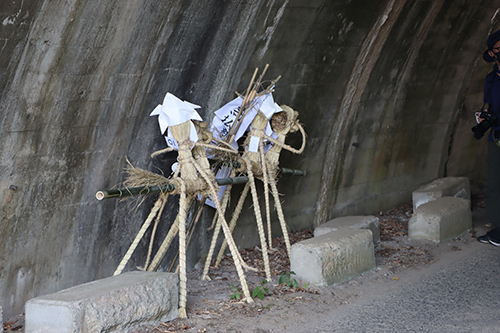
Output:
[
  {"xmin": 483, "ymin": 66, "xmax": 500, "ymax": 141},
  {"xmin": 484, "ymin": 66, "xmax": 500, "ymax": 233},
  {"xmin": 485, "ymin": 141, "xmax": 500, "ymax": 232}
]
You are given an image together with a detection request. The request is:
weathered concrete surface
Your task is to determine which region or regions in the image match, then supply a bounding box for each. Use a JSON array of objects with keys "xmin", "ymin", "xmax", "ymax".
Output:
[
  {"xmin": 0, "ymin": 0, "xmax": 499, "ymax": 318},
  {"xmin": 412, "ymin": 177, "xmax": 470, "ymax": 211},
  {"xmin": 291, "ymin": 228, "xmax": 375, "ymax": 286},
  {"xmin": 409, "ymin": 197, "xmax": 472, "ymax": 243},
  {"xmin": 25, "ymin": 271, "xmax": 178, "ymax": 333},
  {"xmin": 314, "ymin": 215, "xmax": 380, "ymax": 244}
]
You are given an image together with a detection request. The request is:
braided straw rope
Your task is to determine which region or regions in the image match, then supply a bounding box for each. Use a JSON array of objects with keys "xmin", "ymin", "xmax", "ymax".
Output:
[
  {"xmin": 244, "ymin": 159, "xmax": 272, "ymax": 282},
  {"xmin": 144, "ymin": 195, "xmax": 168, "ymax": 269},
  {"xmin": 191, "ymin": 156, "xmax": 253, "ymax": 303},
  {"xmin": 264, "ymin": 122, "xmax": 306, "ymax": 155},
  {"xmin": 201, "ymin": 181, "xmax": 233, "ymax": 281},
  {"xmin": 215, "ymin": 182, "xmax": 250, "ymax": 267},
  {"xmin": 146, "ymin": 214, "xmax": 179, "ymax": 272},
  {"xmin": 113, "ymin": 193, "xmax": 167, "ymax": 276},
  {"xmin": 204, "ymin": 181, "xmax": 257, "ymax": 277},
  {"xmin": 268, "ymin": 170, "xmax": 291, "ymax": 260},
  {"xmin": 196, "ymin": 142, "xmax": 238, "ymax": 155},
  {"xmin": 178, "ymin": 180, "xmax": 188, "ymax": 318},
  {"xmin": 259, "ymin": 138, "xmax": 274, "ymax": 250},
  {"xmin": 151, "ymin": 146, "xmax": 175, "ymax": 158}
]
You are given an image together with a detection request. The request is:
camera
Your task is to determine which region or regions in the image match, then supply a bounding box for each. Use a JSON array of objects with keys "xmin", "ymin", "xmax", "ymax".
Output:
[{"xmin": 472, "ymin": 110, "xmax": 499, "ymax": 139}]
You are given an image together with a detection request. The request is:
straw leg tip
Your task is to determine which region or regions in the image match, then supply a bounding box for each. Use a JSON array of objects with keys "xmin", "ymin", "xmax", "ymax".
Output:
[
  {"xmin": 178, "ymin": 307, "xmax": 187, "ymax": 319},
  {"xmin": 201, "ymin": 275, "xmax": 211, "ymax": 281}
]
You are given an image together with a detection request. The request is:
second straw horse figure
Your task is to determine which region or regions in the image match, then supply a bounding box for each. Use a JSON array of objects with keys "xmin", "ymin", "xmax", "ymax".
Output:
[{"xmin": 203, "ymin": 104, "xmax": 306, "ymax": 282}]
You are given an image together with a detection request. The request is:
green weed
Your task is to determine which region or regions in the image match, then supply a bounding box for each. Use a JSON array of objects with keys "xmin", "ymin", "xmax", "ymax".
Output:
[
  {"xmin": 252, "ymin": 280, "xmax": 269, "ymax": 300},
  {"xmin": 279, "ymin": 271, "xmax": 298, "ymax": 289},
  {"xmin": 230, "ymin": 283, "xmax": 243, "ymax": 300}
]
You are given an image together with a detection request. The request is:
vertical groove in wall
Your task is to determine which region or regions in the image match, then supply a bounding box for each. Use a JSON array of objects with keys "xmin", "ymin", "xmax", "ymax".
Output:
[{"xmin": 313, "ymin": 0, "xmax": 407, "ymax": 227}]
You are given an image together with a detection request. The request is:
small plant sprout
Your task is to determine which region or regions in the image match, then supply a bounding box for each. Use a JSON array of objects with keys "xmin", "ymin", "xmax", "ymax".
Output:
[
  {"xmin": 279, "ymin": 271, "xmax": 299, "ymax": 289},
  {"xmin": 230, "ymin": 283, "xmax": 243, "ymax": 301},
  {"xmin": 252, "ymin": 280, "xmax": 270, "ymax": 300}
]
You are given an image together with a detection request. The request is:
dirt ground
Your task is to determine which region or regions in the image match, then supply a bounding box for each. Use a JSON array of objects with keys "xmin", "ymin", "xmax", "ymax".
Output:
[{"xmin": 3, "ymin": 182, "xmax": 487, "ymax": 333}]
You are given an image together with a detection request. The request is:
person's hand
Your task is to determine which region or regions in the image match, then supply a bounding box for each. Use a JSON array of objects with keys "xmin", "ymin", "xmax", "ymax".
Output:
[{"xmin": 476, "ymin": 111, "xmax": 485, "ymax": 123}]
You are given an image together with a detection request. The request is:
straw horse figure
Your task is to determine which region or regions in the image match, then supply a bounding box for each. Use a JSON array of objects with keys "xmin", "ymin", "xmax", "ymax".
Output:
[
  {"xmin": 114, "ymin": 118, "xmax": 255, "ymax": 318},
  {"xmin": 202, "ymin": 105, "xmax": 306, "ymax": 282}
]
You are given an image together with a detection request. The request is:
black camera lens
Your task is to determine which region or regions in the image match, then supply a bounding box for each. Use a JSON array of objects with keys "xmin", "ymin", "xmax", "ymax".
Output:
[{"xmin": 472, "ymin": 111, "xmax": 499, "ymax": 139}]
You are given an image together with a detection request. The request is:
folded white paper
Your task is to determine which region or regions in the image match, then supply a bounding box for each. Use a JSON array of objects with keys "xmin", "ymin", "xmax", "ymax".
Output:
[
  {"xmin": 150, "ymin": 92, "xmax": 203, "ymax": 148},
  {"xmin": 248, "ymin": 136, "xmax": 260, "ymax": 153}
]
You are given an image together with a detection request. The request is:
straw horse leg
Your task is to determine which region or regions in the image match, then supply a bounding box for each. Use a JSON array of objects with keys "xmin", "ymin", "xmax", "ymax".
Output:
[
  {"xmin": 202, "ymin": 183, "xmax": 257, "ymax": 278},
  {"xmin": 178, "ymin": 181, "xmax": 189, "ymax": 318},
  {"xmin": 146, "ymin": 214, "xmax": 180, "ymax": 272},
  {"xmin": 192, "ymin": 158, "xmax": 253, "ymax": 303},
  {"xmin": 213, "ymin": 183, "xmax": 258, "ymax": 273},
  {"xmin": 201, "ymin": 185, "xmax": 232, "ymax": 281},
  {"xmin": 215, "ymin": 182, "xmax": 250, "ymax": 267},
  {"xmin": 144, "ymin": 194, "xmax": 169, "ymax": 269},
  {"xmin": 113, "ymin": 194, "xmax": 167, "ymax": 276},
  {"xmin": 245, "ymin": 159, "xmax": 272, "ymax": 282},
  {"xmin": 267, "ymin": 165, "xmax": 292, "ymax": 261},
  {"xmin": 259, "ymin": 139, "xmax": 276, "ymax": 251}
]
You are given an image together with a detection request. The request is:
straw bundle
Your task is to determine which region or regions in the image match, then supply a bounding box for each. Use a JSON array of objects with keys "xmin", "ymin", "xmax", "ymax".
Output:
[{"xmin": 122, "ymin": 160, "xmax": 171, "ymax": 190}]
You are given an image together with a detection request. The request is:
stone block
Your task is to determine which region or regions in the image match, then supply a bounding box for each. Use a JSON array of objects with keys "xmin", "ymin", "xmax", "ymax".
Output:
[
  {"xmin": 408, "ymin": 197, "xmax": 472, "ymax": 243},
  {"xmin": 412, "ymin": 177, "xmax": 470, "ymax": 211},
  {"xmin": 314, "ymin": 215, "xmax": 380, "ymax": 244},
  {"xmin": 291, "ymin": 228, "xmax": 375, "ymax": 286},
  {"xmin": 25, "ymin": 271, "xmax": 178, "ymax": 333}
]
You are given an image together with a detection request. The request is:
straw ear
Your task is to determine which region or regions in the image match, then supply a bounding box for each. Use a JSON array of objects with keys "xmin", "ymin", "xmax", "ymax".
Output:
[
  {"xmin": 290, "ymin": 111, "xmax": 301, "ymax": 132},
  {"xmin": 193, "ymin": 120, "xmax": 213, "ymax": 143}
]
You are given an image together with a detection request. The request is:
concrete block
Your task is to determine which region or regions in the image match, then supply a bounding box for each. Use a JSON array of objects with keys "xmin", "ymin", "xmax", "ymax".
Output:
[
  {"xmin": 25, "ymin": 271, "xmax": 178, "ymax": 333},
  {"xmin": 314, "ymin": 215, "xmax": 380, "ymax": 244},
  {"xmin": 412, "ymin": 177, "xmax": 470, "ymax": 211},
  {"xmin": 291, "ymin": 228, "xmax": 375, "ymax": 287},
  {"xmin": 408, "ymin": 197, "xmax": 472, "ymax": 243}
]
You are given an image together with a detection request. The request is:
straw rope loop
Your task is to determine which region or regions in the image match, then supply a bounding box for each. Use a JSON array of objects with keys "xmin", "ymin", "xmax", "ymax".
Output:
[{"xmin": 264, "ymin": 122, "xmax": 306, "ymax": 155}]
